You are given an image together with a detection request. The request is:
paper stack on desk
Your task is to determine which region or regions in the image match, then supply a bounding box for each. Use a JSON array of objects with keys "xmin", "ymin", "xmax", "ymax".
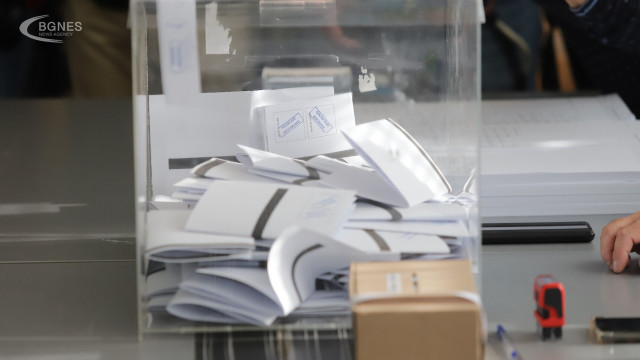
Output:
[
  {"xmin": 480, "ymin": 95, "xmax": 640, "ymax": 217},
  {"xmin": 144, "ymin": 118, "xmax": 474, "ymax": 326}
]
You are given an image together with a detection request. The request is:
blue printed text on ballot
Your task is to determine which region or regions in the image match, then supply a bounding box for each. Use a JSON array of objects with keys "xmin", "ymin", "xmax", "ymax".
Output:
[
  {"xmin": 279, "ymin": 113, "xmax": 304, "ymax": 137},
  {"xmin": 309, "ymin": 107, "xmax": 333, "ymax": 133}
]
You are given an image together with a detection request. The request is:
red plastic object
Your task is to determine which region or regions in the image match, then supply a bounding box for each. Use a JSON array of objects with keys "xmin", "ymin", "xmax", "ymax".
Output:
[{"xmin": 533, "ymin": 274, "xmax": 565, "ymax": 340}]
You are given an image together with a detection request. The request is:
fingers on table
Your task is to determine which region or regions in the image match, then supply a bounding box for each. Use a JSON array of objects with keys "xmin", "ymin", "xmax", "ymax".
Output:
[
  {"xmin": 611, "ymin": 220, "xmax": 640, "ymax": 273},
  {"xmin": 600, "ymin": 212, "xmax": 640, "ymax": 266}
]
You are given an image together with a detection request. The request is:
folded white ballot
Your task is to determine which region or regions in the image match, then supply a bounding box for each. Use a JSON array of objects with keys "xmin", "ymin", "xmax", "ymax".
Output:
[
  {"xmin": 175, "ymin": 268, "xmax": 283, "ymax": 326},
  {"xmin": 291, "ymin": 290, "xmax": 350, "ymax": 316},
  {"xmin": 236, "ymin": 145, "xmax": 325, "ymax": 185},
  {"xmin": 163, "ymin": 226, "xmax": 397, "ymax": 325},
  {"xmin": 312, "ymin": 158, "xmax": 414, "ymax": 207},
  {"xmin": 342, "ymin": 118, "xmax": 452, "ymax": 207},
  {"xmin": 145, "ymin": 262, "xmax": 181, "ymax": 298},
  {"xmin": 348, "ymin": 201, "xmax": 468, "ymax": 222},
  {"xmin": 174, "ymin": 177, "xmax": 214, "ymax": 193},
  {"xmin": 145, "ymin": 209, "xmax": 255, "ymax": 262},
  {"xmin": 336, "ymin": 229, "xmax": 451, "ymax": 255},
  {"xmin": 167, "ymin": 289, "xmax": 249, "ymax": 324},
  {"xmin": 190, "ymin": 158, "xmax": 281, "ymax": 183},
  {"xmin": 268, "ymin": 226, "xmax": 399, "ymax": 316},
  {"xmin": 255, "ymin": 92, "xmax": 356, "ymax": 158},
  {"xmin": 344, "ymin": 219, "xmax": 470, "ymax": 238},
  {"xmin": 185, "ymin": 181, "xmax": 357, "ymax": 239}
]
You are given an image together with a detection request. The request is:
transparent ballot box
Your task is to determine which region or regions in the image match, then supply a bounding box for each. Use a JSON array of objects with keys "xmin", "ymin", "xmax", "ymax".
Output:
[{"xmin": 132, "ymin": 0, "xmax": 481, "ymax": 336}]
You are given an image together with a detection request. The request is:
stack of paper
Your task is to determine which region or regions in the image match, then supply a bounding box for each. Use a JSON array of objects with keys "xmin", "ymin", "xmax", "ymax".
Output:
[
  {"xmin": 480, "ymin": 95, "xmax": 640, "ymax": 217},
  {"xmin": 144, "ymin": 118, "xmax": 475, "ymax": 326}
]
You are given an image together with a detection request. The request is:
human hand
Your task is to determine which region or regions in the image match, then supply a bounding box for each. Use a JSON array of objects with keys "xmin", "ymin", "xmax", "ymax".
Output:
[
  {"xmin": 601, "ymin": 212, "xmax": 640, "ymax": 272},
  {"xmin": 565, "ymin": 0, "xmax": 587, "ymax": 8}
]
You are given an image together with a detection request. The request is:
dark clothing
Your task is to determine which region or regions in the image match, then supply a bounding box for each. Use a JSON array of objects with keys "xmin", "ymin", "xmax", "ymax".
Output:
[{"xmin": 535, "ymin": 0, "xmax": 640, "ymax": 118}]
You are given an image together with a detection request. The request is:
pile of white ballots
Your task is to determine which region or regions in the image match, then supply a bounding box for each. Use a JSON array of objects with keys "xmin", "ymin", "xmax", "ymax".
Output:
[
  {"xmin": 144, "ymin": 118, "xmax": 475, "ymax": 326},
  {"xmin": 480, "ymin": 95, "xmax": 640, "ymax": 218}
]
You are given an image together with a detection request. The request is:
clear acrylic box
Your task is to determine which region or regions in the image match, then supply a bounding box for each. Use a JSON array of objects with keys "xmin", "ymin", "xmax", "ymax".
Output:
[{"xmin": 132, "ymin": 0, "xmax": 481, "ymax": 337}]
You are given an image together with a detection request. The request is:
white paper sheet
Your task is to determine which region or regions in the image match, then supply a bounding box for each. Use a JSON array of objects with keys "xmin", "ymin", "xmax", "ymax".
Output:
[
  {"xmin": 336, "ymin": 229, "xmax": 451, "ymax": 254},
  {"xmin": 344, "ymin": 220, "xmax": 469, "ymax": 238},
  {"xmin": 149, "ymin": 87, "xmax": 335, "ymax": 195},
  {"xmin": 482, "ymin": 94, "xmax": 636, "ymax": 127},
  {"xmin": 190, "ymin": 158, "xmax": 282, "ymax": 183},
  {"xmin": 258, "ymin": 93, "xmax": 356, "ymax": 157},
  {"xmin": 342, "ymin": 118, "xmax": 452, "ymax": 207},
  {"xmin": 186, "ymin": 181, "xmax": 356, "ymax": 239},
  {"xmin": 268, "ymin": 226, "xmax": 399, "ymax": 315},
  {"xmin": 348, "ymin": 201, "xmax": 468, "ymax": 222},
  {"xmin": 145, "ymin": 209, "xmax": 254, "ymax": 262},
  {"xmin": 167, "ymin": 289, "xmax": 249, "ymax": 324}
]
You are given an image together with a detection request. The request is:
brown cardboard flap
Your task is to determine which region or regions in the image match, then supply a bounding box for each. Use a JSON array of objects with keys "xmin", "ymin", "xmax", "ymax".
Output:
[
  {"xmin": 350, "ymin": 259, "xmax": 477, "ymax": 297},
  {"xmin": 350, "ymin": 260, "xmax": 483, "ymax": 360}
]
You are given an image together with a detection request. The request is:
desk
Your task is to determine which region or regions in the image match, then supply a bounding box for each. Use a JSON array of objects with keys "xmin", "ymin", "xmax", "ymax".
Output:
[
  {"xmin": 1, "ymin": 98, "xmax": 639, "ymax": 359},
  {"xmin": 483, "ymin": 214, "xmax": 640, "ymax": 359}
]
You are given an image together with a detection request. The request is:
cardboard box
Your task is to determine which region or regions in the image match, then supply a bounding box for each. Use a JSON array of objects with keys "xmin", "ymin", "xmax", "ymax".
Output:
[{"xmin": 349, "ymin": 260, "xmax": 483, "ymax": 360}]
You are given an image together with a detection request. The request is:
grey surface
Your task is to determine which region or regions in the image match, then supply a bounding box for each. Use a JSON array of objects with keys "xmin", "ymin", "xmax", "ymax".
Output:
[
  {"xmin": 0, "ymin": 98, "xmax": 136, "ymax": 262},
  {"xmin": 1, "ymin": 99, "xmax": 639, "ymax": 359},
  {"xmin": 483, "ymin": 214, "xmax": 640, "ymax": 359}
]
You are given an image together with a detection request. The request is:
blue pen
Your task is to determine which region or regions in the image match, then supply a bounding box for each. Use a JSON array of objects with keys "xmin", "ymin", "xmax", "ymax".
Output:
[{"xmin": 497, "ymin": 324, "xmax": 520, "ymax": 360}]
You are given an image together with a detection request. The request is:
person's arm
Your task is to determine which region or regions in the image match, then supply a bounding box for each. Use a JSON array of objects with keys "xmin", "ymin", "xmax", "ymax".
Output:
[
  {"xmin": 565, "ymin": 0, "xmax": 640, "ymax": 53},
  {"xmin": 601, "ymin": 212, "xmax": 640, "ymax": 273}
]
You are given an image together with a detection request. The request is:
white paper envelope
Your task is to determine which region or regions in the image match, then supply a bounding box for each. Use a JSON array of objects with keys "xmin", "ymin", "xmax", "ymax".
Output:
[
  {"xmin": 185, "ymin": 181, "xmax": 356, "ymax": 239},
  {"xmin": 257, "ymin": 92, "xmax": 357, "ymax": 158},
  {"xmin": 336, "ymin": 229, "xmax": 451, "ymax": 254},
  {"xmin": 145, "ymin": 209, "xmax": 254, "ymax": 262},
  {"xmin": 342, "ymin": 118, "xmax": 452, "ymax": 207}
]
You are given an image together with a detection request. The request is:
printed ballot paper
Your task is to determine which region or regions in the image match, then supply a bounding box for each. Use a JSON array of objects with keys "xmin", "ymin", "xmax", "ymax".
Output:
[
  {"xmin": 145, "ymin": 209, "xmax": 254, "ymax": 262},
  {"xmin": 236, "ymin": 145, "xmax": 329, "ymax": 185},
  {"xmin": 268, "ymin": 227, "xmax": 398, "ymax": 316},
  {"xmin": 342, "ymin": 118, "xmax": 451, "ymax": 207},
  {"xmin": 143, "ymin": 114, "xmax": 476, "ymax": 326},
  {"xmin": 185, "ymin": 181, "xmax": 356, "ymax": 239},
  {"xmin": 255, "ymin": 92, "xmax": 356, "ymax": 158},
  {"xmin": 165, "ymin": 227, "xmax": 397, "ymax": 325}
]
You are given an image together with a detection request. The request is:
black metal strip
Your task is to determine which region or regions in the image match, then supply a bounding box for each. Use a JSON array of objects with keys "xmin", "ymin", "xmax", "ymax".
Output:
[
  {"xmin": 364, "ymin": 229, "xmax": 390, "ymax": 251},
  {"xmin": 357, "ymin": 199, "xmax": 403, "ymax": 221},
  {"xmin": 168, "ymin": 156, "xmax": 238, "ymax": 170},
  {"xmin": 291, "ymin": 244, "xmax": 324, "ymax": 302},
  {"xmin": 251, "ymin": 188, "xmax": 288, "ymax": 239},
  {"xmin": 193, "ymin": 159, "xmax": 225, "ymax": 176}
]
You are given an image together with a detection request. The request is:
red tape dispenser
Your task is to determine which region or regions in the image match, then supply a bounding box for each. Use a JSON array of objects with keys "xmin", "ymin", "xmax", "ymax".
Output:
[{"xmin": 534, "ymin": 274, "xmax": 565, "ymax": 340}]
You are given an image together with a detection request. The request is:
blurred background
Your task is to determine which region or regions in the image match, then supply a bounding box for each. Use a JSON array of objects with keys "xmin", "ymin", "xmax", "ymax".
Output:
[{"xmin": 0, "ymin": 0, "xmax": 610, "ymax": 100}]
